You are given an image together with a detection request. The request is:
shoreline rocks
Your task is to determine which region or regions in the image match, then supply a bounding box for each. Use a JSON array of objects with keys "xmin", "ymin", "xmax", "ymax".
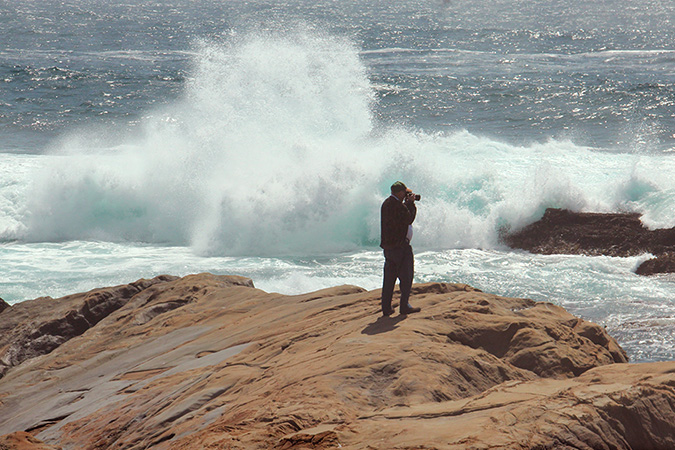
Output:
[
  {"xmin": 503, "ymin": 208, "xmax": 675, "ymax": 274},
  {"xmin": 0, "ymin": 275, "xmax": 180, "ymax": 379},
  {"xmin": 0, "ymin": 274, "xmax": 674, "ymax": 449},
  {"xmin": 635, "ymin": 252, "xmax": 675, "ymax": 276}
]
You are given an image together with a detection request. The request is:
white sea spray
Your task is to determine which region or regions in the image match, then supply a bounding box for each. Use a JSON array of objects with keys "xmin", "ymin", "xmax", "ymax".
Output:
[{"xmin": 8, "ymin": 30, "xmax": 675, "ymax": 256}]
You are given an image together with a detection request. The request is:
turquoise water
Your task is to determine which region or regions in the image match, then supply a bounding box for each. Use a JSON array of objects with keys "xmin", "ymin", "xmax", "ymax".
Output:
[{"xmin": 2, "ymin": 0, "xmax": 675, "ymax": 363}]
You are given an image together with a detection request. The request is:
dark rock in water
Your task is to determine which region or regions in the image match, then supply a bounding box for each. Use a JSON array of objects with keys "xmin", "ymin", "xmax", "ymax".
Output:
[
  {"xmin": 504, "ymin": 208, "xmax": 659, "ymax": 256},
  {"xmin": 635, "ymin": 252, "xmax": 675, "ymax": 276},
  {"xmin": 503, "ymin": 208, "xmax": 675, "ymax": 274}
]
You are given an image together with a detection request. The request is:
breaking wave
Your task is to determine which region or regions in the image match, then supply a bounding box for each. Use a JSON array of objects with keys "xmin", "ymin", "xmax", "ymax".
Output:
[{"xmin": 7, "ymin": 30, "xmax": 675, "ymax": 256}]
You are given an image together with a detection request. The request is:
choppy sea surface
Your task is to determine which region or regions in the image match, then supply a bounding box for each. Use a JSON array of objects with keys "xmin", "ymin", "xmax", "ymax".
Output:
[{"xmin": 2, "ymin": 0, "xmax": 675, "ymax": 363}]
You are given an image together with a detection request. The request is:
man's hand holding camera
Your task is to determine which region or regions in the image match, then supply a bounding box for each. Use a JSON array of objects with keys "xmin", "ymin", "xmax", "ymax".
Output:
[{"xmin": 405, "ymin": 191, "xmax": 421, "ymax": 204}]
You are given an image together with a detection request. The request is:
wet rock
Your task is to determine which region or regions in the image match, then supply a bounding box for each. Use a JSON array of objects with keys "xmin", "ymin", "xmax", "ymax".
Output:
[
  {"xmin": 635, "ymin": 252, "xmax": 675, "ymax": 276},
  {"xmin": 503, "ymin": 208, "xmax": 675, "ymax": 274}
]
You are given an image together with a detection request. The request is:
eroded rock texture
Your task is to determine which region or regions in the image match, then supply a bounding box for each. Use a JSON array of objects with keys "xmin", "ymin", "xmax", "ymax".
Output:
[
  {"xmin": 0, "ymin": 275, "xmax": 179, "ymax": 378},
  {"xmin": 0, "ymin": 274, "xmax": 673, "ymax": 450},
  {"xmin": 0, "ymin": 431, "xmax": 61, "ymax": 450}
]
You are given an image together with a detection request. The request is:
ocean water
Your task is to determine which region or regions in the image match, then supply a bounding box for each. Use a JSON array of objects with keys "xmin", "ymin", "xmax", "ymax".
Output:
[{"xmin": 2, "ymin": 0, "xmax": 675, "ymax": 363}]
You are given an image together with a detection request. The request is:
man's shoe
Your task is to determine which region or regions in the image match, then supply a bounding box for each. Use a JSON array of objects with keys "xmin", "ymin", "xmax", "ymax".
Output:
[
  {"xmin": 383, "ymin": 308, "xmax": 395, "ymax": 316},
  {"xmin": 400, "ymin": 305, "xmax": 421, "ymax": 315}
]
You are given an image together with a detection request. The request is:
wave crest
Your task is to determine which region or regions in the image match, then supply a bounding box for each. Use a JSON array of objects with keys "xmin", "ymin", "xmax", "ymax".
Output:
[{"xmin": 12, "ymin": 30, "xmax": 675, "ymax": 255}]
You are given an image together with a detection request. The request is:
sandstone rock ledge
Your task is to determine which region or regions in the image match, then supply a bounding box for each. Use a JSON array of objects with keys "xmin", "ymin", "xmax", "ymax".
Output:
[{"xmin": 0, "ymin": 274, "xmax": 674, "ymax": 449}]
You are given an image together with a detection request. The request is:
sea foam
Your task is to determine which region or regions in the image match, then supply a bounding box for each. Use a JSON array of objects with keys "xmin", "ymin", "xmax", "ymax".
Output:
[{"xmin": 9, "ymin": 30, "xmax": 675, "ymax": 256}]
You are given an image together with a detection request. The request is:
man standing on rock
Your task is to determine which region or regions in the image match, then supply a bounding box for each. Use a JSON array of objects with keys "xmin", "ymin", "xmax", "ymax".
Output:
[{"xmin": 380, "ymin": 181, "xmax": 421, "ymax": 316}]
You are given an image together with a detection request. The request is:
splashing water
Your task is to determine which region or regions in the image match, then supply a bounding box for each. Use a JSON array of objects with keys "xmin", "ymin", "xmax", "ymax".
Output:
[{"xmin": 9, "ymin": 30, "xmax": 675, "ymax": 258}]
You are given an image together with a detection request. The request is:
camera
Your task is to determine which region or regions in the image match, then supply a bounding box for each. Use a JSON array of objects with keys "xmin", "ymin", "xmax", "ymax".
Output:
[{"xmin": 407, "ymin": 192, "xmax": 421, "ymax": 201}]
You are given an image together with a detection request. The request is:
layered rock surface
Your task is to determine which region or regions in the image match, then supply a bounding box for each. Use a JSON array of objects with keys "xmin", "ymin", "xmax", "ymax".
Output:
[
  {"xmin": 0, "ymin": 431, "xmax": 61, "ymax": 450},
  {"xmin": 0, "ymin": 275, "xmax": 178, "ymax": 378},
  {"xmin": 0, "ymin": 273, "xmax": 674, "ymax": 449},
  {"xmin": 503, "ymin": 208, "xmax": 675, "ymax": 274}
]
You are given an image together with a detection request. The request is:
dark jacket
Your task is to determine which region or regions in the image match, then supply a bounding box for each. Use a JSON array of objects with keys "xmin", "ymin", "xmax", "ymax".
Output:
[{"xmin": 380, "ymin": 195, "xmax": 417, "ymax": 249}]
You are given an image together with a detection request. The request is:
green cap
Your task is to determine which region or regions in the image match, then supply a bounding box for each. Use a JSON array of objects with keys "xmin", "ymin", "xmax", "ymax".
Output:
[{"xmin": 390, "ymin": 181, "xmax": 407, "ymax": 193}]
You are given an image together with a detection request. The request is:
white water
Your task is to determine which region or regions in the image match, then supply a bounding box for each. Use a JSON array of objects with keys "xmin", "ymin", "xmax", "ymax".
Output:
[{"xmin": 4, "ymin": 33, "xmax": 675, "ymax": 255}]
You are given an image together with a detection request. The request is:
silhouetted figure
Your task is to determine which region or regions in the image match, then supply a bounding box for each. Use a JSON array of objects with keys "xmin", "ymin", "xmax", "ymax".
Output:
[{"xmin": 380, "ymin": 181, "xmax": 421, "ymax": 316}]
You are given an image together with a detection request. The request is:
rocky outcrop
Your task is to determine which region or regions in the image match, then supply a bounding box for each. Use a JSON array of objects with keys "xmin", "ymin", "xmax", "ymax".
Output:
[
  {"xmin": 503, "ymin": 208, "xmax": 675, "ymax": 274},
  {"xmin": 0, "ymin": 275, "xmax": 179, "ymax": 378},
  {"xmin": 0, "ymin": 274, "xmax": 673, "ymax": 449},
  {"xmin": 357, "ymin": 362, "xmax": 675, "ymax": 450},
  {"xmin": 635, "ymin": 252, "xmax": 675, "ymax": 275}
]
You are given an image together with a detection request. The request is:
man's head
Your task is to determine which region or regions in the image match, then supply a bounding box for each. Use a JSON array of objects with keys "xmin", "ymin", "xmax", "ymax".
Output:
[{"xmin": 390, "ymin": 181, "xmax": 407, "ymax": 200}]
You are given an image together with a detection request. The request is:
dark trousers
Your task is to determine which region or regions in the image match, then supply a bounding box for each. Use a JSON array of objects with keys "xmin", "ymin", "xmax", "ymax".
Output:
[{"xmin": 382, "ymin": 244, "xmax": 414, "ymax": 312}]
